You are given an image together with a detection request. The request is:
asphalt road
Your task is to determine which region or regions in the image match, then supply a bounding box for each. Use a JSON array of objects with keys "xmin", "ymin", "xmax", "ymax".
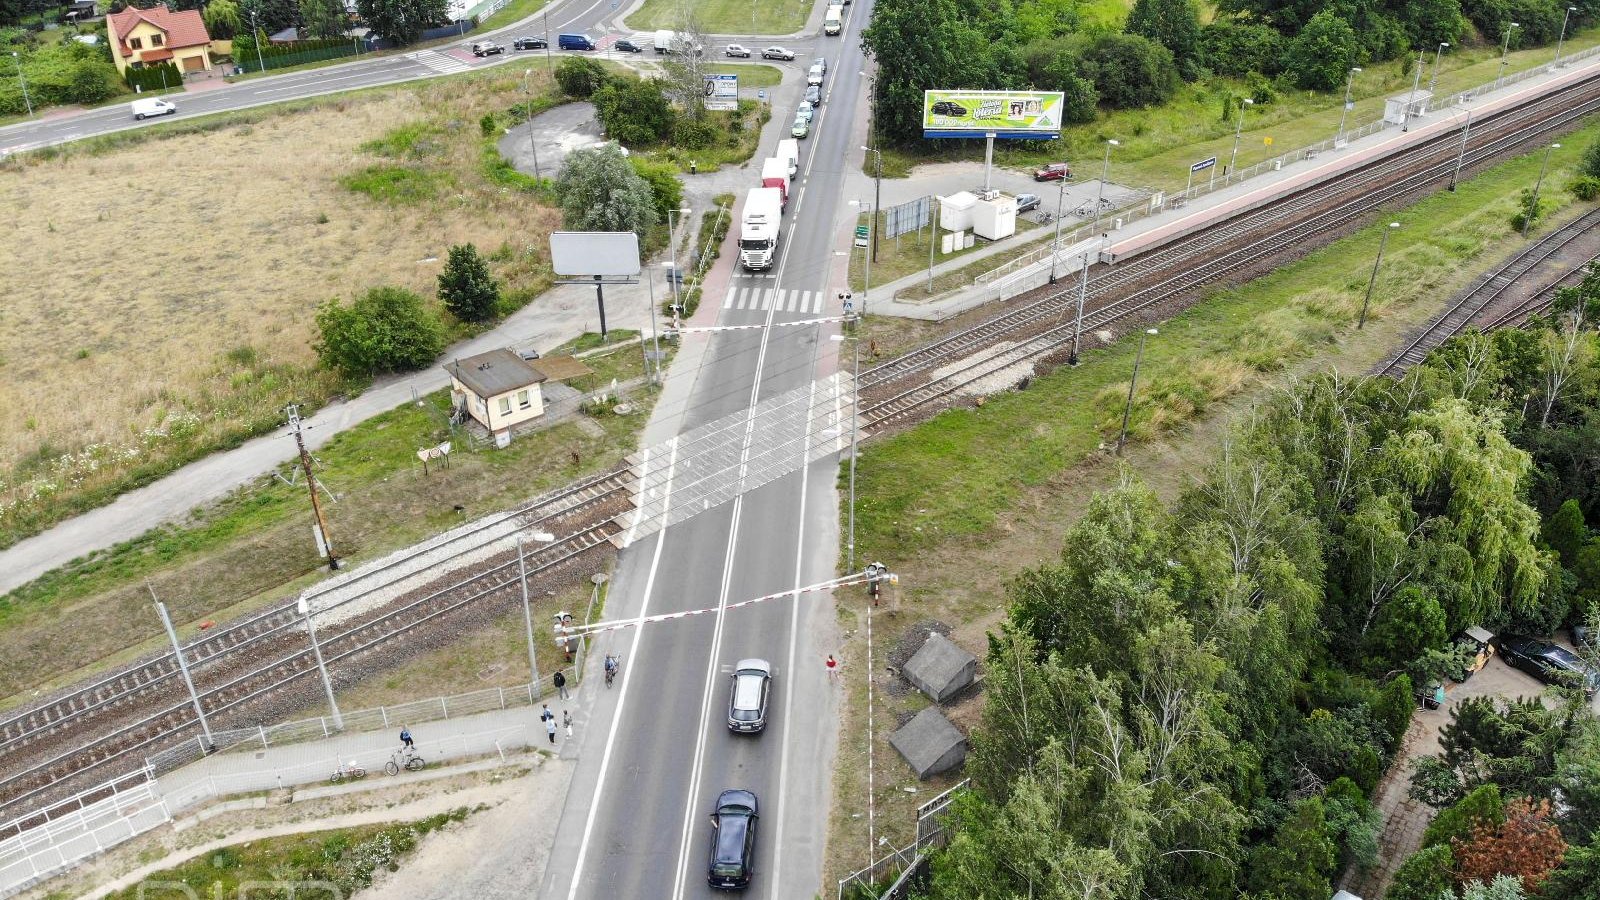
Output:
[{"xmin": 541, "ymin": 3, "xmax": 874, "ymax": 897}]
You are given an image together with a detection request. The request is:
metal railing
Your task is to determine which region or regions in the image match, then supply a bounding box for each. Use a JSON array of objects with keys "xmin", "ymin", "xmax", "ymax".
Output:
[{"xmin": 835, "ymin": 778, "xmax": 969, "ymax": 900}]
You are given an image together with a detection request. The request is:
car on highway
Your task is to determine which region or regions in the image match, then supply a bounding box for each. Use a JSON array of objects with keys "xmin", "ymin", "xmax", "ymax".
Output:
[
  {"xmin": 130, "ymin": 98, "xmax": 176, "ymax": 120},
  {"xmin": 804, "ymin": 84, "xmax": 821, "ymax": 106},
  {"xmin": 1498, "ymin": 635, "xmax": 1600, "ymax": 695},
  {"xmin": 1015, "ymin": 193, "xmax": 1041, "ymax": 212},
  {"xmin": 791, "ymin": 115, "xmax": 810, "ymax": 139},
  {"xmin": 806, "ymin": 63, "xmax": 823, "ymax": 86},
  {"xmin": 707, "ymin": 789, "xmax": 759, "ymax": 889},
  {"xmin": 471, "ymin": 40, "xmax": 505, "ymax": 56},
  {"xmin": 725, "ymin": 43, "xmax": 751, "ymax": 57},
  {"xmin": 1034, "ymin": 162, "xmax": 1072, "ymax": 181},
  {"xmin": 512, "ymin": 36, "xmax": 546, "ymax": 50},
  {"xmin": 761, "ymin": 46, "xmax": 795, "ymax": 60},
  {"xmin": 726, "ymin": 659, "xmax": 772, "ymax": 733},
  {"xmin": 614, "ymin": 38, "xmax": 643, "ymax": 52},
  {"xmin": 796, "ymin": 101, "xmax": 814, "ymax": 123},
  {"xmin": 930, "ymin": 100, "xmax": 968, "ymax": 117},
  {"xmin": 812, "ymin": 57, "xmax": 826, "ymax": 75}
]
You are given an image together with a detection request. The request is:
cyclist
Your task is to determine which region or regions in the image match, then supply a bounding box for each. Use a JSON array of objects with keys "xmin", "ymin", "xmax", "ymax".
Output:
[
  {"xmin": 400, "ymin": 726, "xmax": 414, "ymax": 751},
  {"xmin": 604, "ymin": 653, "xmax": 619, "ymax": 685}
]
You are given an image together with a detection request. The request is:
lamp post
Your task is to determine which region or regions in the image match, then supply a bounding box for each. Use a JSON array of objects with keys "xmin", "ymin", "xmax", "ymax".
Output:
[
  {"xmin": 1556, "ymin": 7, "xmax": 1578, "ymax": 66},
  {"xmin": 1092, "ymin": 138, "xmax": 1118, "ymax": 233},
  {"xmin": 1523, "ymin": 142, "xmax": 1560, "ymax": 239},
  {"xmin": 665, "ymin": 206, "xmax": 692, "ymax": 321},
  {"xmin": 1229, "ymin": 98, "xmax": 1254, "ymax": 180},
  {"xmin": 1403, "ymin": 50, "xmax": 1425, "ymax": 132},
  {"xmin": 9, "ymin": 52, "xmax": 30, "ymax": 118},
  {"xmin": 861, "ymin": 145, "xmax": 882, "ymax": 263},
  {"xmin": 1429, "ymin": 43, "xmax": 1449, "ymax": 97},
  {"xmin": 1116, "ymin": 328, "xmax": 1158, "ymax": 455},
  {"xmin": 829, "ymin": 333, "xmax": 861, "ymax": 571},
  {"xmin": 1337, "ymin": 68, "xmax": 1361, "ymax": 147},
  {"xmin": 1499, "ymin": 22, "xmax": 1520, "ymax": 87},
  {"xmin": 926, "ymin": 195, "xmax": 942, "ymax": 295},
  {"xmin": 1358, "ymin": 222, "xmax": 1401, "ymax": 328},
  {"xmin": 517, "ymin": 531, "xmax": 556, "ymax": 695},
  {"xmin": 249, "ymin": 11, "xmax": 266, "ymax": 74},
  {"xmin": 522, "ymin": 69, "xmax": 542, "ymax": 182},
  {"xmin": 1048, "ymin": 176, "xmax": 1070, "ymax": 283}
]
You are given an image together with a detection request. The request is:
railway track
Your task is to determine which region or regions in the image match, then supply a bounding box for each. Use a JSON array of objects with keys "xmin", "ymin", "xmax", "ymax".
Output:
[
  {"xmin": 1376, "ymin": 206, "xmax": 1600, "ymax": 374},
  {"xmin": 859, "ymin": 74, "xmax": 1600, "ymax": 419}
]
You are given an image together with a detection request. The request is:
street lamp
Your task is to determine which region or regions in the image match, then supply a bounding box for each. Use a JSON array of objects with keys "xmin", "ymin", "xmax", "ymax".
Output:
[
  {"xmin": 1229, "ymin": 98, "xmax": 1254, "ymax": 181},
  {"xmin": 9, "ymin": 51, "xmax": 30, "ymax": 118},
  {"xmin": 249, "ymin": 11, "xmax": 266, "ymax": 74},
  {"xmin": 522, "ymin": 69, "xmax": 542, "ymax": 182},
  {"xmin": 1337, "ymin": 68, "xmax": 1361, "ymax": 147},
  {"xmin": 1556, "ymin": 7, "xmax": 1578, "ymax": 66},
  {"xmin": 1093, "ymin": 139, "xmax": 1118, "ymax": 233},
  {"xmin": 1429, "ymin": 43, "xmax": 1449, "ymax": 97},
  {"xmin": 850, "ymin": 199, "xmax": 874, "ymax": 315},
  {"xmin": 1116, "ymin": 328, "xmax": 1158, "ymax": 455},
  {"xmin": 517, "ymin": 531, "xmax": 557, "ymax": 696},
  {"xmin": 861, "ymin": 146, "xmax": 882, "ymax": 263},
  {"xmin": 830, "ymin": 333, "xmax": 861, "ymax": 571},
  {"xmin": 1524, "ymin": 143, "xmax": 1560, "ymax": 239},
  {"xmin": 1499, "ymin": 22, "xmax": 1520, "ymax": 87},
  {"xmin": 1358, "ymin": 222, "xmax": 1401, "ymax": 328},
  {"xmin": 665, "ymin": 206, "xmax": 692, "ymax": 323}
]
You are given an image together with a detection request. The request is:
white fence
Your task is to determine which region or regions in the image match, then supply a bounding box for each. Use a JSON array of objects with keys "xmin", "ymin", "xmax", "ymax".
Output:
[{"xmin": 0, "ymin": 781, "xmax": 169, "ymax": 897}]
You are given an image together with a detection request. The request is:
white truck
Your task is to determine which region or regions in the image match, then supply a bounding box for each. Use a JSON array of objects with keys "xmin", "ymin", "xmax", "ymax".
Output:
[
  {"xmin": 823, "ymin": 4, "xmax": 843, "ymax": 34},
  {"xmin": 775, "ymin": 138, "xmax": 800, "ymax": 177},
  {"xmin": 653, "ymin": 29, "xmax": 702, "ymax": 55},
  {"xmin": 739, "ymin": 188, "xmax": 784, "ymax": 271}
]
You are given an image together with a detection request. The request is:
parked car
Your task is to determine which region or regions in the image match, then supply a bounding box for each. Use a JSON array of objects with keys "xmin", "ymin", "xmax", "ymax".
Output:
[
  {"xmin": 761, "ymin": 46, "xmax": 795, "ymax": 60},
  {"xmin": 130, "ymin": 97, "xmax": 176, "ymax": 120},
  {"xmin": 1575, "ymin": 622, "xmax": 1595, "ymax": 655},
  {"xmin": 796, "ymin": 101, "xmax": 814, "ymax": 123},
  {"xmin": 725, "ymin": 43, "xmax": 751, "ymax": 57},
  {"xmin": 1015, "ymin": 193, "xmax": 1041, "ymax": 212},
  {"xmin": 726, "ymin": 659, "xmax": 772, "ymax": 732},
  {"xmin": 806, "ymin": 64, "xmax": 823, "ymax": 86},
  {"xmin": 557, "ymin": 33, "xmax": 595, "ymax": 51},
  {"xmin": 471, "ymin": 40, "xmax": 505, "ymax": 56},
  {"xmin": 707, "ymin": 790, "xmax": 759, "ymax": 889},
  {"xmin": 1498, "ymin": 635, "xmax": 1600, "ymax": 695},
  {"xmin": 614, "ymin": 38, "xmax": 643, "ymax": 52},
  {"xmin": 804, "ymin": 84, "xmax": 821, "ymax": 106},
  {"xmin": 811, "ymin": 57, "xmax": 826, "ymax": 75},
  {"xmin": 512, "ymin": 36, "xmax": 546, "ymax": 50},
  {"xmin": 930, "ymin": 100, "xmax": 967, "ymax": 117},
  {"xmin": 791, "ymin": 115, "xmax": 810, "ymax": 139},
  {"xmin": 1033, "ymin": 162, "xmax": 1072, "ymax": 181}
]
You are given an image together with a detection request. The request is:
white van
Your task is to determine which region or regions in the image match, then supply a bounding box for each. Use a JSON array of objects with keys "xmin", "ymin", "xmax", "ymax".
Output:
[{"xmin": 131, "ymin": 98, "xmax": 177, "ymax": 120}]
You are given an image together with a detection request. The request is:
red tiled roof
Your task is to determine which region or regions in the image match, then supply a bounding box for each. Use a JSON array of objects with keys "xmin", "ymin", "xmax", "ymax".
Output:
[
  {"xmin": 138, "ymin": 47, "xmax": 174, "ymax": 61},
  {"xmin": 108, "ymin": 6, "xmax": 212, "ymax": 58}
]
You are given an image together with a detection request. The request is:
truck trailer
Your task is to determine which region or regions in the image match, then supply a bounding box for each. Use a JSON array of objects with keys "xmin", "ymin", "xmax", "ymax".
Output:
[
  {"xmin": 739, "ymin": 188, "xmax": 784, "ymax": 271},
  {"xmin": 760, "ymin": 157, "xmax": 790, "ymax": 209}
]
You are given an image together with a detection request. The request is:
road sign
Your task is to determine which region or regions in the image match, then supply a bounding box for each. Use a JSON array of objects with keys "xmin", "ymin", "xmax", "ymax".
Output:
[
  {"xmin": 1264, "ymin": 136, "xmax": 1273, "ymax": 145},
  {"xmin": 704, "ymin": 73, "xmax": 737, "ymax": 111},
  {"xmin": 1190, "ymin": 156, "xmax": 1217, "ymax": 173}
]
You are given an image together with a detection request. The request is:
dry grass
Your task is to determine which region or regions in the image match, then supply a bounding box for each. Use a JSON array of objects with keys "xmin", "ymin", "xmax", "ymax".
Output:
[{"xmin": 0, "ymin": 70, "xmax": 565, "ymax": 546}]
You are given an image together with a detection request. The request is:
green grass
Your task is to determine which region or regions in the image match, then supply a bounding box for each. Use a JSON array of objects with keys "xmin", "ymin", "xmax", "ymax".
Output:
[
  {"xmin": 847, "ymin": 210, "xmax": 1042, "ymax": 294},
  {"xmin": 340, "ymin": 163, "xmax": 456, "ymax": 203},
  {"xmin": 101, "ymin": 809, "xmax": 473, "ymax": 900},
  {"xmin": 852, "ymin": 121, "xmax": 1600, "ymax": 562},
  {"xmin": 634, "ymin": 99, "xmax": 771, "ymax": 173},
  {"xmin": 625, "ymin": 0, "xmax": 812, "ymax": 35},
  {"xmin": 703, "ymin": 62, "xmax": 785, "ymax": 88}
]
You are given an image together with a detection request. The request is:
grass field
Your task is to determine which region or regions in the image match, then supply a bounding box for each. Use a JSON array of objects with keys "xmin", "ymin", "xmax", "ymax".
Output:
[
  {"xmin": 0, "ymin": 68, "xmax": 568, "ymax": 550},
  {"xmin": 846, "ymin": 210, "xmax": 1042, "ymax": 294},
  {"xmin": 625, "ymin": 0, "xmax": 813, "ymax": 35}
]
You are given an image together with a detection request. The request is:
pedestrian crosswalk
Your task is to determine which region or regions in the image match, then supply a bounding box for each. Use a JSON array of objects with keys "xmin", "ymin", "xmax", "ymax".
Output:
[
  {"xmin": 721, "ymin": 286, "xmax": 826, "ymax": 314},
  {"xmin": 410, "ymin": 49, "xmax": 471, "ymax": 74}
]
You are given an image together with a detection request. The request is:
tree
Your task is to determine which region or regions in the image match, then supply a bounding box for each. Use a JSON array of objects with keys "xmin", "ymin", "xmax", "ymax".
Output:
[
  {"xmin": 354, "ymin": 0, "xmax": 448, "ymax": 46},
  {"xmin": 1456, "ymin": 875, "xmax": 1531, "ymax": 900},
  {"xmin": 592, "ymin": 77, "xmax": 675, "ymax": 145},
  {"xmin": 239, "ymin": 0, "xmax": 302, "ymax": 34},
  {"xmin": 1038, "ymin": 51, "xmax": 1101, "ymax": 122},
  {"xmin": 1544, "ymin": 499, "xmax": 1589, "ymax": 568},
  {"xmin": 1542, "ymin": 833, "xmax": 1600, "ymax": 900},
  {"xmin": 1367, "ymin": 586, "xmax": 1448, "ymax": 669},
  {"xmin": 1285, "ymin": 10, "xmax": 1362, "ymax": 90},
  {"xmin": 861, "ymin": 0, "xmax": 1015, "ymax": 144},
  {"xmin": 630, "ymin": 157, "xmax": 684, "ymax": 223},
  {"xmin": 436, "ymin": 243, "xmax": 499, "ymax": 323},
  {"xmin": 1246, "ymin": 796, "xmax": 1337, "ymax": 900},
  {"xmin": 314, "ymin": 286, "xmax": 445, "ymax": 379},
  {"xmin": 299, "ymin": 0, "xmax": 347, "ymax": 39},
  {"xmin": 1584, "ymin": 135, "xmax": 1600, "ymax": 179},
  {"xmin": 555, "ymin": 56, "xmax": 609, "ymax": 97},
  {"xmin": 1077, "ymin": 32, "xmax": 1180, "ymax": 108},
  {"xmin": 1455, "ymin": 798, "xmax": 1567, "ymax": 893},
  {"xmin": 1385, "ymin": 843, "xmax": 1456, "ymax": 900},
  {"xmin": 203, "ymin": 0, "xmax": 243, "ymax": 38},
  {"xmin": 1422, "ymin": 783, "xmax": 1505, "ymax": 849},
  {"xmin": 1403, "ymin": 0, "xmax": 1467, "ymax": 46},
  {"xmin": 553, "ymin": 144, "xmax": 658, "ymax": 238},
  {"xmin": 656, "ymin": 1, "xmax": 708, "ymax": 123},
  {"xmin": 1198, "ymin": 19, "xmax": 1284, "ymax": 76},
  {"xmin": 1125, "ymin": 0, "xmax": 1202, "ymax": 80}
]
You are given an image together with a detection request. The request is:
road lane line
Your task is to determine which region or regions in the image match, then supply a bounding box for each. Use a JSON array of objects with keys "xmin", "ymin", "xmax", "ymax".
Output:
[{"xmin": 564, "ymin": 436, "xmax": 680, "ymax": 900}]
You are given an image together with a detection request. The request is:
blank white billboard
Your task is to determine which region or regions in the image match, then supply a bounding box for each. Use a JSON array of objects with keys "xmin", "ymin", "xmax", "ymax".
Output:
[{"xmin": 550, "ymin": 231, "xmax": 642, "ymax": 276}]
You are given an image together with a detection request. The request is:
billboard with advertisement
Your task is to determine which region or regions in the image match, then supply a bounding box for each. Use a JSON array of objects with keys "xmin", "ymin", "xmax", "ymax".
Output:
[
  {"xmin": 704, "ymin": 73, "xmax": 738, "ymax": 111},
  {"xmin": 923, "ymin": 90, "xmax": 1065, "ymax": 139}
]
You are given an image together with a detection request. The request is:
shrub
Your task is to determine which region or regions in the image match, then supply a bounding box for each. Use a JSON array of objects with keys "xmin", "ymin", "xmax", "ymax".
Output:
[
  {"xmin": 1423, "ymin": 783, "xmax": 1505, "ymax": 850},
  {"xmin": 1286, "ymin": 11, "xmax": 1363, "ymax": 91},
  {"xmin": 1386, "ymin": 844, "xmax": 1455, "ymax": 900},
  {"xmin": 555, "ymin": 56, "xmax": 609, "ymax": 97},
  {"xmin": 1510, "ymin": 187, "xmax": 1551, "ymax": 234},
  {"xmin": 1077, "ymin": 32, "xmax": 1180, "ymax": 108},
  {"xmin": 436, "ymin": 243, "xmax": 499, "ymax": 323},
  {"xmin": 1199, "ymin": 20, "xmax": 1284, "ymax": 77},
  {"xmin": 124, "ymin": 60, "xmax": 182, "ymax": 93},
  {"xmin": 592, "ymin": 77, "xmax": 675, "ymax": 145},
  {"xmin": 630, "ymin": 156, "xmax": 684, "ymax": 223},
  {"xmin": 1583, "ymin": 136, "xmax": 1600, "ymax": 179},
  {"xmin": 314, "ymin": 286, "xmax": 446, "ymax": 379},
  {"xmin": 1570, "ymin": 175, "xmax": 1600, "ymax": 202}
]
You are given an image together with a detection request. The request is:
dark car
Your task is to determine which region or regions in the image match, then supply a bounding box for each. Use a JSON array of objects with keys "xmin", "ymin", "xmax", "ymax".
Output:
[
  {"xmin": 1015, "ymin": 192, "xmax": 1041, "ymax": 212},
  {"xmin": 471, "ymin": 41, "xmax": 505, "ymax": 57},
  {"xmin": 804, "ymin": 84, "xmax": 821, "ymax": 106},
  {"xmin": 614, "ymin": 38, "xmax": 643, "ymax": 52},
  {"xmin": 930, "ymin": 100, "xmax": 968, "ymax": 117},
  {"xmin": 708, "ymin": 789, "xmax": 759, "ymax": 889},
  {"xmin": 512, "ymin": 36, "xmax": 546, "ymax": 50},
  {"xmin": 1499, "ymin": 635, "xmax": 1600, "ymax": 695},
  {"xmin": 1033, "ymin": 162, "xmax": 1072, "ymax": 181},
  {"xmin": 726, "ymin": 659, "xmax": 772, "ymax": 733}
]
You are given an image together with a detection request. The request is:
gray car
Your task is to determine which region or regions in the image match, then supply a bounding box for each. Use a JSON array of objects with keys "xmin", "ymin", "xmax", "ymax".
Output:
[
  {"xmin": 1015, "ymin": 193, "xmax": 1040, "ymax": 212},
  {"xmin": 804, "ymin": 84, "xmax": 821, "ymax": 106},
  {"xmin": 726, "ymin": 659, "xmax": 772, "ymax": 732}
]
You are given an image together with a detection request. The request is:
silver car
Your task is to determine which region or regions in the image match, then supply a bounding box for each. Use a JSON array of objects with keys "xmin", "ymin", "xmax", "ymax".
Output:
[{"xmin": 726, "ymin": 659, "xmax": 772, "ymax": 732}]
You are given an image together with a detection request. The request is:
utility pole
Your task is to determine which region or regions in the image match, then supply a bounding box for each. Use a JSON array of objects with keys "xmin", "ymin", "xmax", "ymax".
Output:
[
  {"xmin": 151, "ymin": 584, "xmax": 214, "ymax": 749},
  {"xmin": 1448, "ymin": 109, "xmax": 1473, "ymax": 192},
  {"xmin": 1359, "ymin": 223, "xmax": 1401, "ymax": 327},
  {"xmin": 1402, "ymin": 50, "xmax": 1424, "ymax": 132},
  {"xmin": 286, "ymin": 404, "xmax": 338, "ymax": 570}
]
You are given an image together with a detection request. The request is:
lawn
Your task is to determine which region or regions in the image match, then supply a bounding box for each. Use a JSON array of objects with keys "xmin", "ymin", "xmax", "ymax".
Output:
[
  {"xmin": 625, "ymin": 0, "xmax": 813, "ymax": 35},
  {"xmin": 703, "ymin": 62, "xmax": 785, "ymax": 88},
  {"xmin": 0, "ymin": 334, "xmax": 662, "ymax": 706},
  {"xmin": 846, "ymin": 209, "xmax": 1043, "ymax": 294},
  {"xmin": 0, "ymin": 67, "xmax": 569, "ymax": 551}
]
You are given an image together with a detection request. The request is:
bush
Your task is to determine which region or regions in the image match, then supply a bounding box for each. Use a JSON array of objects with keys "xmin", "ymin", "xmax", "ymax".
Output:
[
  {"xmin": 1198, "ymin": 20, "xmax": 1284, "ymax": 77},
  {"xmin": 1582, "ymin": 136, "xmax": 1600, "ymax": 179},
  {"xmin": 1077, "ymin": 32, "xmax": 1180, "ymax": 108},
  {"xmin": 592, "ymin": 76, "xmax": 675, "ymax": 145},
  {"xmin": 630, "ymin": 156, "xmax": 684, "ymax": 223},
  {"xmin": 1374, "ymin": 674, "xmax": 1416, "ymax": 748},
  {"xmin": 1386, "ymin": 844, "xmax": 1455, "ymax": 900},
  {"xmin": 1510, "ymin": 187, "xmax": 1551, "ymax": 234},
  {"xmin": 1423, "ymin": 783, "xmax": 1505, "ymax": 850},
  {"xmin": 124, "ymin": 60, "xmax": 183, "ymax": 93},
  {"xmin": 555, "ymin": 56, "xmax": 609, "ymax": 98},
  {"xmin": 437, "ymin": 243, "xmax": 499, "ymax": 323},
  {"xmin": 314, "ymin": 286, "xmax": 446, "ymax": 379},
  {"xmin": 1286, "ymin": 10, "xmax": 1363, "ymax": 91},
  {"xmin": 1570, "ymin": 176, "xmax": 1600, "ymax": 202}
]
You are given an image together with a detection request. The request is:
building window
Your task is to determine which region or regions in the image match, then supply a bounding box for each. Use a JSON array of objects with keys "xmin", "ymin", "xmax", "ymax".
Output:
[
  {"xmin": 498, "ymin": 396, "xmax": 512, "ymax": 416},
  {"xmin": 129, "ymin": 36, "xmax": 142, "ymax": 49},
  {"xmin": 150, "ymin": 33, "xmax": 163, "ymax": 46},
  {"xmin": 517, "ymin": 389, "xmax": 531, "ymax": 410}
]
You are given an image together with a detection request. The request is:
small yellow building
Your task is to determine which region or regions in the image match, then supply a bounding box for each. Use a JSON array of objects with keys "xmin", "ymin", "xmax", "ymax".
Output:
[
  {"xmin": 445, "ymin": 350, "xmax": 548, "ymax": 445},
  {"xmin": 106, "ymin": 6, "xmax": 214, "ymax": 77}
]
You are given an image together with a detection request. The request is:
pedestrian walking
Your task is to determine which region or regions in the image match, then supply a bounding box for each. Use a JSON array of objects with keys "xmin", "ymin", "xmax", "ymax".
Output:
[
  {"xmin": 400, "ymin": 726, "xmax": 414, "ymax": 750},
  {"xmin": 825, "ymin": 655, "xmax": 839, "ymax": 679},
  {"xmin": 563, "ymin": 709, "xmax": 573, "ymax": 739},
  {"xmin": 546, "ymin": 715, "xmax": 557, "ymax": 744},
  {"xmin": 540, "ymin": 704, "xmax": 554, "ymax": 724},
  {"xmin": 554, "ymin": 670, "xmax": 569, "ymax": 699}
]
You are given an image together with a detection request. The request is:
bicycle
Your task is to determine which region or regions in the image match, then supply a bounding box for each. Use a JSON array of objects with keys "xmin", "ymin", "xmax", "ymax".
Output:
[
  {"xmin": 330, "ymin": 761, "xmax": 367, "ymax": 784},
  {"xmin": 604, "ymin": 653, "xmax": 621, "ymax": 688},
  {"xmin": 385, "ymin": 748, "xmax": 426, "ymax": 775}
]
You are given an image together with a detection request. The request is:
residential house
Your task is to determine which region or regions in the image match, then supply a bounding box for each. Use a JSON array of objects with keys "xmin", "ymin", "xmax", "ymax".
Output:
[
  {"xmin": 106, "ymin": 5, "xmax": 214, "ymax": 77},
  {"xmin": 444, "ymin": 350, "xmax": 548, "ymax": 445}
]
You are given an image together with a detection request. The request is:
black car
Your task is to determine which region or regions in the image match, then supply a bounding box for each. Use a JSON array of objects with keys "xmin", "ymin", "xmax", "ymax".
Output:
[
  {"xmin": 708, "ymin": 790, "xmax": 759, "ymax": 889},
  {"xmin": 614, "ymin": 38, "xmax": 643, "ymax": 53},
  {"xmin": 726, "ymin": 659, "xmax": 772, "ymax": 733},
  {"xmin": 512, "ymin": 36, "xmax": 546, "ymax": 50},
  {"xmin": 930, "ymin": 100, "xmax": 968, "ymax": 117},
  {"xmin": 1015, "ymin": 193, "xmax": 1041, "ymax": 212},
  {"xmin": 1499, "ymin": 635, "xmax": 1600, "ymax": 695}
]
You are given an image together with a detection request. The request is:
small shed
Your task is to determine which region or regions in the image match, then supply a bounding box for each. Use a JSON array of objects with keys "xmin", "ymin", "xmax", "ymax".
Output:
[
  {"xmin": 1383, "ymin": 90, "xmax": 1433, "ymax": 125},
  {"xmin": 938, "ymin": 191, "xmax": 977, "ymax": 232},
  {"xmin": 903, "ymin": 632, "xmax": 976, "ymax": 703},
  {"xmin": 444, "ymin": 349, "xmax": 548, "ymax": 447},
  {"xmin": 972, "ymin": 195, "xmax": 1018, "ymax": 241},
  {"xmin": 889, "ymin": 708, "xmax": 968, "ymax": 779}
]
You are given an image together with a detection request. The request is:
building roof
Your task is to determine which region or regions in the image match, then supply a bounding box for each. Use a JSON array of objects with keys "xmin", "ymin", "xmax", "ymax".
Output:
[
  {"xmin": 445, "ymin": 350, "xmax": 547, "ymax": 398},
  {"xmin": 138, "ymin": 48, "xmax": 174, "ymax": 62},
  {"xmin": 107, "ymin": 6, "xmax": 212, "ymax": 58}
]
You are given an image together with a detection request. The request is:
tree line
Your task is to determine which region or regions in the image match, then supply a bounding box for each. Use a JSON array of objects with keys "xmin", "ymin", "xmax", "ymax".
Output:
[{"xmin": 920, "ymin": 268, "xmax": 1600, "ymax": 898}]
